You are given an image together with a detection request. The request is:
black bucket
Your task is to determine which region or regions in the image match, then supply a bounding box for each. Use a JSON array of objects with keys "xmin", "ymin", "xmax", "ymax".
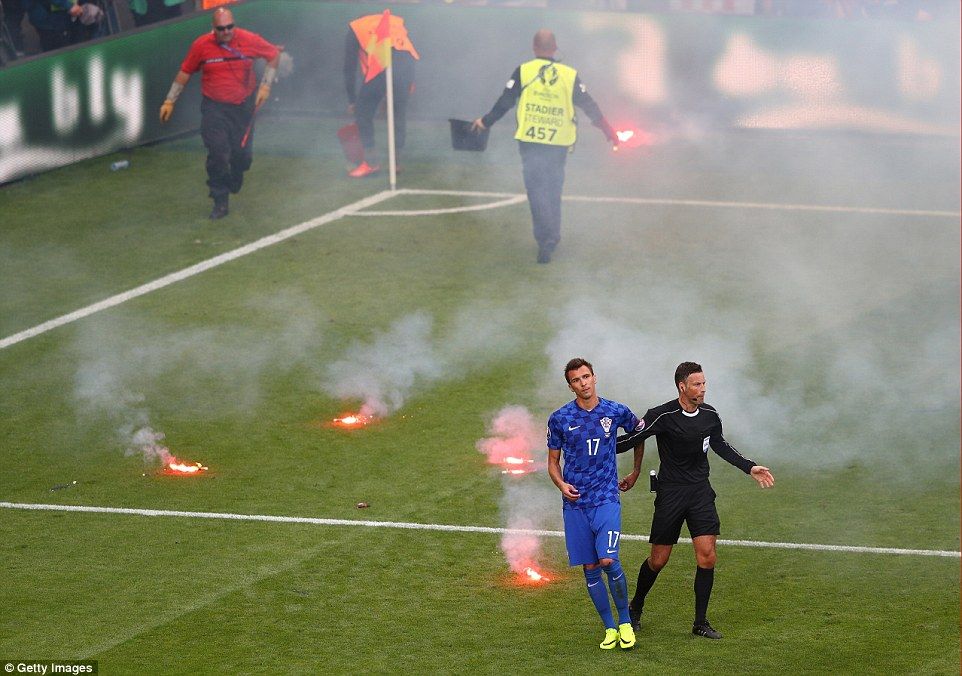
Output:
[{"xmin": 449, "ymin": 118, "xmax": 489, "ymax": 151}]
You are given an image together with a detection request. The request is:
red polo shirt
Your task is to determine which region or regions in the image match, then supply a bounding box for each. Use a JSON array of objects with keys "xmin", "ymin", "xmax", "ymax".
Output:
[{"xmin": 181, "ymin": 28, "xmax": 280, "ymax": 104}]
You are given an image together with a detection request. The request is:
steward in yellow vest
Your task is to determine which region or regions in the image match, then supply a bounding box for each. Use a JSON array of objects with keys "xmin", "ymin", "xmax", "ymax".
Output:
[
  {"xmin": 472, "ymin": 29, "xmax": 616, "ymax": 263},
  {"xmin": 514, "ymin": 58, "xmax": 579, "ymax": 146}
]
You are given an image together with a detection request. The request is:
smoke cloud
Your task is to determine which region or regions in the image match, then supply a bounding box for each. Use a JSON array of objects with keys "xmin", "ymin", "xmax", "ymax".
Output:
[
  {"xmin": 540, "ymin": 233, "xmax": 960, "ymax": 477},
  {"xmin": 123, "ymin": 423, "xmax": 174, "ymax": 466},
  {"xmin": 475, "ymin": 404, "xmax": 545, "ymax": 467},
  {"xmin": 325, "ymin": 302, "xmax": 528, "ymax": 416},
  {"xmin": 328, "ymin": 312, "xmax": 442, "ymax": 417},
  {"xmin": 499, "ymin": 479, "xmax": 560, "ymax": 575},
  {"xmin": 72, "ymin": 289, "xmax": 326, "ymax": 462},
  {"xmin": 477, "ymin": 405, "xmax": 558, "ymax": 574}
]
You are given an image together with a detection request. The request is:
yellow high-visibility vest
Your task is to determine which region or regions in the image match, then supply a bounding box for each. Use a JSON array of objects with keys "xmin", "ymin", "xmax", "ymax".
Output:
[{"xmin": 514, "ymin": 59, "xmax": 578, "ymax": 146}]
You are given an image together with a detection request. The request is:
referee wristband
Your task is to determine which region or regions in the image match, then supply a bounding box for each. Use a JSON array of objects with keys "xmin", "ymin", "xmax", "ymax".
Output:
[{"xmin": 165, "ymin": 80, "xmax": 184, "ymax": 103}]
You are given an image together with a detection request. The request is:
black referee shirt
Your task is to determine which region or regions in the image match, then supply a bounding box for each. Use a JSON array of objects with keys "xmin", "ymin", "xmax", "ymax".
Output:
[{"xmin": 616, "ymin": 400, "xmax": 755, "ymax": 486}]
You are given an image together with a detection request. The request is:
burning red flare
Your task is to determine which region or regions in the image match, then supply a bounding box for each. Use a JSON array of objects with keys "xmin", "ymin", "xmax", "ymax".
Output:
[
  {"xmin": 163, "ymin": 460, "xmax": 208, "ymax": 475},
  {"xmin": 331, "ymin": 412, "xmax": 375, "ymax": 428},
  {"xmin": 519, "ymin": 565, "xmax": 551, "ymax": 584},
  {"xmin": 611, "ymin": 124, "xmax": 652, "ymax": 151},
  {"xmin": 499, "ymin": 456, "xmax": 536, "ymax": 475}
]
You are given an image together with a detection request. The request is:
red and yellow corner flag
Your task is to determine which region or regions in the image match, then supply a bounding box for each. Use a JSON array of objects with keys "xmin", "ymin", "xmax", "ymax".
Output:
[{"xmin": 363, "ymin": 9, "xmax": 393, "ymax": 83}]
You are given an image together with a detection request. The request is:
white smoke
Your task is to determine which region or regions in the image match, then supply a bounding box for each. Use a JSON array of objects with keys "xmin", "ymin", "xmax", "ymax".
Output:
[
  {"xmin": 72, "ymin": 290, "xmax": 326, "ymax": 460},
  {"xmin": 326, "ymin": 303, "xmax": 528, "ymax": 416},
  {"xmin": 477, "ymin": 405, "xmax": 559, "ymax": 573},
  {"xmin": 328, "ymin": 312, "xmax": 443, "ymax": 417},
  {"xmin": 540, "ymin": 267, "xmax": 960, "ymax": 475},
  {"xmin": 123, "ymin": 423, "xmax": 174, "ymax": 465},
  {"xmin": 475, "ymin": 404, "xmax": 546, "ymax": 466},
  {"xmin": 499, "ymin": 479, "xmax": 559, "ymax": 574}
]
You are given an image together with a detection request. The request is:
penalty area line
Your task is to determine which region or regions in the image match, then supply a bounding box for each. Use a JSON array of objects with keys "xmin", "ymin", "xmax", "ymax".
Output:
[
  {"xmin": 1, "ymin": 501, "xmax": 958, "ymax": 559},
  {"xmin": 0, "ymin": 190, "xmax": 397, "ymax": 352},
  {"xmin": 397, "ymin": 188, "xmax": 960, "ymax": 218}
]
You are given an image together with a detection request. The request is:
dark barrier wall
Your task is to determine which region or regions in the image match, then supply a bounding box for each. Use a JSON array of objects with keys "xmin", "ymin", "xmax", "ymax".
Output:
[{"xmin": 1, "ymin": 0, "xmax": 959, "ymax": 184}]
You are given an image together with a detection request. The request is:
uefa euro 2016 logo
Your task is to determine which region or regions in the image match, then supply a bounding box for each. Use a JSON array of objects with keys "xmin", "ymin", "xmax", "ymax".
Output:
[{"xmin": 539, "ymin": 66, "xmax": 559, "ymax": 86}]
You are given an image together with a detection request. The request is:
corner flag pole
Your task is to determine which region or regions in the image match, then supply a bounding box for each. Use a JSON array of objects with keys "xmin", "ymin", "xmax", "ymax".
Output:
[{"xmin": 385, "ymin": 62, "xmax": 397, "ymax": 191}]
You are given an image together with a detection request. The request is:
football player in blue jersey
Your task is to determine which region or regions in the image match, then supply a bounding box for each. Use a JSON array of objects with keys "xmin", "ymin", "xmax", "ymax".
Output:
[{"xmin": 547, "ymin": 357, "xmax": 645, "ymax": 650}]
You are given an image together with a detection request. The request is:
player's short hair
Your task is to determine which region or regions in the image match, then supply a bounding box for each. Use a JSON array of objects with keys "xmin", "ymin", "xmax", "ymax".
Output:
[
  {"xmin": 564, "ymin": 357, "xmax": 593, "ymax": 383},
  {"xmin": 674, "ymin": 361, "xmax": 703, "ymax": 389}
]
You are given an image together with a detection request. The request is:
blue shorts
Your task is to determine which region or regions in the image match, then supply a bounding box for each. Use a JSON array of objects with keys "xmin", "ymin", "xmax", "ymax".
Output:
[{"xmin": 562, "ymin": 502, "xmax": 622, "ymax": 566}]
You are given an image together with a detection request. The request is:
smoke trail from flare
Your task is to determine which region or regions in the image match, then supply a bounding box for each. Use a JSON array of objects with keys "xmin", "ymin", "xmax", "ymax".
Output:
[
  {"xmin": 477, "ymin": 406, "xmax": 558, "ymax": 574},
  {"xmin": 500, "ymin": 477, "xmax": 558, "ymax": 575},
  {"xmin": 328, "ymin": 312, "xmax": 442, "ymax": 417},
  {"xmin": 475, "ymin": 405, "xmax": 545, "ymax": 467},
  {"xmin": 123, "ymin": 423, "xmax": 174, "ymax": 465},
  {"xmin": 327, "ymin": 306, "xmax": 527, "ymax": 417}
]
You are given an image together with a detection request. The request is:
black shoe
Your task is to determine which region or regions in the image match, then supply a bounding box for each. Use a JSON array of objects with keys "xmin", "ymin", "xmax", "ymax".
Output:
[
  {"xmin": 629, "ymin": 604, "xmax": 642, "ymax": 633},
  {"xmin": 228, "ymin": 173, "xmax": 243, "ymax": 194},
  {"xmin": 537, "ymin": 243, "xmax": 555, "ymax": 264},
  {"xmin": 692, "ymin": 621, "xmax": 722, "ymax": 640},
  {"xmin": 209, "ymin": 195, "xmax": 229, "ymax": 220}
]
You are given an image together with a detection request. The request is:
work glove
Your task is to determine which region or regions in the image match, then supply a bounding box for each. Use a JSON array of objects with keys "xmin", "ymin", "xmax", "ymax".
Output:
[
  {"xmin": 159, "ymin": 100, "xmax": 175, "ymax": 123},
  {"xmin": 255, "ymin": 83, "xmax": 271, "ymax": 108}
]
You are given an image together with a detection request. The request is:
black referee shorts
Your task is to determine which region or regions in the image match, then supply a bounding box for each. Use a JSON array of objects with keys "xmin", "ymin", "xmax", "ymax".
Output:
[{"xmin": 649, "ymin": 481, "xmax": 720, "ymax": 545}]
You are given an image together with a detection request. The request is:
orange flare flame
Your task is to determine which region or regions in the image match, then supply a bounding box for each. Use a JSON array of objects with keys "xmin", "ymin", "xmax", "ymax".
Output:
[
  {"xmin": 164, "ymin": 460, "xmax": 208, "ymax": 475},
  {"xmin": 332, "ymin": 412, "xmax": 374, "ymax": 428},
  {"xmin": 522, "ymin": 566, "xmax": 550, "ymax": 583}
]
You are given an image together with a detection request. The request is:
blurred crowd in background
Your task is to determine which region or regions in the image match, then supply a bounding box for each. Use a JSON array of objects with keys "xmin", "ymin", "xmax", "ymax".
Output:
[
  {"xmin": 0, "ymin": 0, "xmax": 952, "ymax": 65},
  {"xmin": 0, "ymin": 0, "xmax": 234, "ymax": 61}
]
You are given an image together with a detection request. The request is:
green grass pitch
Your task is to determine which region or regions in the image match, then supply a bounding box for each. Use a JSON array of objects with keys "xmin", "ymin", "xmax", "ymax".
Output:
[{"xmin": 0, "ymin": 116, "xmax": 959, "ymax": 673}]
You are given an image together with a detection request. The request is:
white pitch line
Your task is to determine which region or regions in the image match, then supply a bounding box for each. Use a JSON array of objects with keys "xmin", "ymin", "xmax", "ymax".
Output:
[
  {"xmin": 351, "ymin": 195, "xmax": 527, "ymax": 217},
  {"xmin": 398, "ymin": 188, "xmax": 960, "ymax": 218},
  {"xmin": 0, "ymin": 190, "xmax": 396, "ymax": 352},
  {"xmin": 2, "ymin": 501, "xmax": 958, "ymax": 559}
]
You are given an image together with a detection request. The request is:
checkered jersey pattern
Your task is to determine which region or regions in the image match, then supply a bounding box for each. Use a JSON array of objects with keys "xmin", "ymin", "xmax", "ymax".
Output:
[{"xmin": 547, "ymin": 397, "xmax": 641, "ymax": 510}]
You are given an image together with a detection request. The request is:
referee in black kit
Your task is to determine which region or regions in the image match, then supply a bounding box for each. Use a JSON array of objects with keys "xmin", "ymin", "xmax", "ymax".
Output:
[{"xmin": 616, "ymin": 362, "xmax": 775, "ymax": 640}]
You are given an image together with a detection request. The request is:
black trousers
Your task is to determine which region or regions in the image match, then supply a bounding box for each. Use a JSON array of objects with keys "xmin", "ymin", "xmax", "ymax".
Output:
[
  {"xmin": 519, "ymin": 141, "xmax": 569, "ymax": 251},
  {"xmin": 354, "ymin": 51, "xmax": 415, "ymax": 152},
  {"xmin": 2, "ymin": 0, "xmax": 26, "ymax": 53},
  {"xmin": 201, "ymin": 95, "xmax": 255, "ymax": 200}
]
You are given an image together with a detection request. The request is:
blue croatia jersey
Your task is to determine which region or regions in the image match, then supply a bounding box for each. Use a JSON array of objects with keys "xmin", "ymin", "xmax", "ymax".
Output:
[{"xmin": 547, "ymin": 397, "xmax": 642, "ymax": 510}]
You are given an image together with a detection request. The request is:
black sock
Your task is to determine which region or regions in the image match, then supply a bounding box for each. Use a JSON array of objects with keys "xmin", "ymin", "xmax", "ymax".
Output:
[
  {"xmin": 630, "ymin": 558, "xmax": 660, "ymax": 611},
  {"xmin": 694, "ymin": 566, "xmax": 714, "ymax": 625}
]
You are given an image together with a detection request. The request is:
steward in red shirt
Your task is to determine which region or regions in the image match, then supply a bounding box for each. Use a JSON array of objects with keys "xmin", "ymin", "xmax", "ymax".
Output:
[{"xmin": 159, "ymin": 7, "xmax": 280, "ymax": 219}]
